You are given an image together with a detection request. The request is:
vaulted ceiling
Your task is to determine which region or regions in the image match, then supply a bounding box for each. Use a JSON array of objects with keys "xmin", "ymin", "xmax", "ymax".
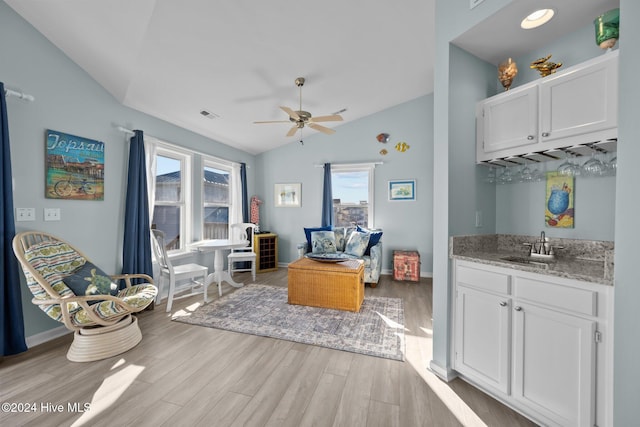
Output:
[{"xmin": 5, "ymin": 0, "xmax": 618, "ymax": 154}]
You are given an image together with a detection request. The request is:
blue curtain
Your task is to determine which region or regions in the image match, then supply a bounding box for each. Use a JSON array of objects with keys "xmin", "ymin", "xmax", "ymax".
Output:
[
  {"xmin": 321, "ymin": 163, "xmax": 333, "ymax": 227},
  {"xmin": 122, "ymin": 130, "xmax": 153, "ymax": 286},
  {"xmin": 1, "ymin": 83, "xmax": 27, "ymax": 356},
  {"xmin": 240, "ymin": 163, "xmax": 248, "ymax": 222}
]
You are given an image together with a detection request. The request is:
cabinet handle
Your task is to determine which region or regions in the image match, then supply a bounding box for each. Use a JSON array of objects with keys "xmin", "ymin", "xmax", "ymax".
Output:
[
  {"xmin": 499, "ymin": 301, "xmax": 507, "ymax": 307},
  {"xmin": 527, "ymin": 135, "xmax": 534, "ymax": 140},
  {"xmin": 541, "ymin": 132, "xmax": 550, "ymax": 137},
  {"xmin": 514, "ymin": 306, "xmax": 523, "ymax": 311}
]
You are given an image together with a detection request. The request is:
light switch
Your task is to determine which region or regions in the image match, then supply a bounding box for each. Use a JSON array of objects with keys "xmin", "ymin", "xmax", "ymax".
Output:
[
  {"xmin": 44, "ymin": 208, "xmax": 61, "ymax": 221},
  {"xmin": 16, "ymin": 208, "xmax": 35, "ymax": 221}
]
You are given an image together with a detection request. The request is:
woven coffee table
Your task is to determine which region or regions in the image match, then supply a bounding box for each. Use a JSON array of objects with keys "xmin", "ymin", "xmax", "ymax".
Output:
[{"xmin": 287, "ymin": 257, "xmax": 364, "ymax": 312}]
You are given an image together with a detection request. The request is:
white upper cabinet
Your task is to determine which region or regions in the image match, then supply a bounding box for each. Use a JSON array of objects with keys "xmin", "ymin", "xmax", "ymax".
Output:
[
  {"xmin": 478, "ymin": 85, "xmax": 538, "ymax": 159},
  {"xmin": 477, "ymin": 51, "xmax": 618, "ymax": 163},
  {"xmin": 539, "ymin": 53, "xmax": 618, "ymax": 145}
]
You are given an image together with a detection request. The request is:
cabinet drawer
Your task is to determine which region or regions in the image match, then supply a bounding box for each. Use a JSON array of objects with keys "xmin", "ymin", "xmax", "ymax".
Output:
[
  {"xmin": 514, "ymin": 276, "xmax": 597, "ymax": 317},
  {"xmin": 457, "ymin": 264, "xmax": 510, "ymax": 294}
]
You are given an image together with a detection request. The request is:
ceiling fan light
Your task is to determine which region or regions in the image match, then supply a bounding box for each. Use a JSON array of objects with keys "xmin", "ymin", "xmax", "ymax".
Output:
[{"xmin": 521, "ymin": 8, "xmax": 555, "ymax": 29}]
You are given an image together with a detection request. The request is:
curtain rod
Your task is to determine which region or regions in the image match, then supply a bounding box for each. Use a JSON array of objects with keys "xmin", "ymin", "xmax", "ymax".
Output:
[
  {"xmin": 4, "ymin": 88, "xmax": 35, "ymax": 102},
  {"xmin": 116, "ymin": 125, "xmax": 247, "ymax": 167},
  {"xmin": 314, "ymin": 161, "xmax": 383, "ymax": 168}
]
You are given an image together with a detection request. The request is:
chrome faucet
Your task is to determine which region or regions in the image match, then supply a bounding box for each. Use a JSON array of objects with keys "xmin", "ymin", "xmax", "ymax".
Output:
[{"xmin": 523, "ymin": 231, "xmax": 562, "ymax": 259}]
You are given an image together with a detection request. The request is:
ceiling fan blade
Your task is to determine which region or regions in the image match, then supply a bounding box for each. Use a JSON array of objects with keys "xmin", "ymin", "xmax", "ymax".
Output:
[
  {"xmin": 253, "ymin": 120, "xmax": 291, "ymax": 124},
  {"xmin": 309, "ymin": 114, "xmax": 343, "ymax": 123},
  {"xmin": 280, "ymin": 106, "xmax": 300, "ymax": 121},
  {"xmin": 308, "ymin": 123, "xmax": 336, "ymax": 135},
  {"xmin": 286, "ymin": 126, "xmax": 299, "ymax": 137}
]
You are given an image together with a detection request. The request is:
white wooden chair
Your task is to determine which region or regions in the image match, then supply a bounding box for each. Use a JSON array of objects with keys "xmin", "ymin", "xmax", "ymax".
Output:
[
  {"xmin": 151, "ymin": 229, "xmax": 209, "ymax": 312},
  {"xmin": 227, "ymin": 223, "xmax": 257, "ymax": 282}
]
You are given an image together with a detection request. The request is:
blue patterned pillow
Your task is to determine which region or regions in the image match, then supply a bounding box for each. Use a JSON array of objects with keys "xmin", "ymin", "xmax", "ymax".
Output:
[
  {"xmin": 356, "ymin": 225, "xmax": 383, "ymax": 255},
  {"xmin": 344, "ymin": 230, "xmax": 370, "ymax": 257},
  {"xmin": 311, "ymin": 231, "xmax": 337, "ymax": 254},
  {"xmin": 64, "ymin": 261, "xmax": 118, "ymax": 304},
  {"xmin": 304, "ymin": 226, "xmax": 332, "ymax": 252},
  {"xmin": 333, "ymin": 227, "xmax": 347, "ymax": 252}
]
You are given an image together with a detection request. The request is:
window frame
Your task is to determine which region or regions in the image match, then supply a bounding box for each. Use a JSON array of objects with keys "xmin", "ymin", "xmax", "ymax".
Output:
[
  {"xmin": 331, "ymin": 163, "xmax": 376, "ymax": 228},
  {"xmin": 201, "ymin": 158, "xmax": 233, "ymax": 240},
  {"xmin": 153, "ymin": 144, "xmax": 192, "ymax": 254}
]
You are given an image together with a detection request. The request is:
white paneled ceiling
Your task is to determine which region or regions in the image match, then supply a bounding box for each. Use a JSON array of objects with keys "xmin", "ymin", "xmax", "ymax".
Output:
[{"xmin": 4, "ymin": 0, "xmax": 618, "ymax": 154}]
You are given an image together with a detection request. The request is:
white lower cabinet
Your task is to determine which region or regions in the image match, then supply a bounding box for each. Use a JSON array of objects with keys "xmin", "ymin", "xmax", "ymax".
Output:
[
  {"xmin": 453, "ymin": 260, "xmax": 612, "ymax": 427},
  {"xmin": 512, "ymin": 301, "xmax": 595, "ymax": 426},
  {"xmin": 455, "ymin": 284, "xmax": 511, "ymax": 395}
]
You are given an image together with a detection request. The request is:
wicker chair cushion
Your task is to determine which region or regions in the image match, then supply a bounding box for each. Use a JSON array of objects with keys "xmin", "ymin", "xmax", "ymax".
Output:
[
  {"xmin": 22, "ymin": 240, "xmax": 156, "ymax": 326},
  {"xmin": 69, "ymin": 284, "xmax": 157, "ymax": 326},
  {"xmin": 23, "ymin": 241, "xmax": 85, "ymax": 321}
]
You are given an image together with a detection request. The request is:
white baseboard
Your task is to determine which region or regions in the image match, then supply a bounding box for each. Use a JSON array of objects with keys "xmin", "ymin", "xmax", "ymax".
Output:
[
  {"xmin": 25, "ymin": 326, "xmax": 70, "ymax": 348},
  {"xmin": 428, "ymin": 360, "xmax": 458, "ymax": 382}
]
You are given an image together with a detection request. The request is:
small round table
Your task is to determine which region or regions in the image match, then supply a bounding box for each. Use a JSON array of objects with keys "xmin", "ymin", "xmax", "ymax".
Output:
[{"xmin": 191, "ymin": 239, "xmax": 249, "ymax": 298}]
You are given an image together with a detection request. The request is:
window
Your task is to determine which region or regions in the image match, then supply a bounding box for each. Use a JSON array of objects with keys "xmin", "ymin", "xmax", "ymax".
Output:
[
  {"xmin": 152, "ymin": 148, "xmax": 190, "ymax": 252},
  {"xmin": 331, "ymin": 164, "xmax": 375, "ymax": 227},
  {"xmin": 203, "ymin": 162, "xmax": 231, "ymax": 239}
]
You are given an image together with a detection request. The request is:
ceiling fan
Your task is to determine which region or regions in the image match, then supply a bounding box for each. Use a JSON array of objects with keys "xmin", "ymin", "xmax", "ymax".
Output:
[{"xmin": 254, "ymin": 77, "xmax": 343, "ymax": 137}]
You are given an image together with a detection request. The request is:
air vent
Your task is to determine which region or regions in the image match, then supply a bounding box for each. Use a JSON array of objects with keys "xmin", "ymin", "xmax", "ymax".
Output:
[{"xmin": 200, "ymin": 110, "xmax": 220, "ymax": 119}]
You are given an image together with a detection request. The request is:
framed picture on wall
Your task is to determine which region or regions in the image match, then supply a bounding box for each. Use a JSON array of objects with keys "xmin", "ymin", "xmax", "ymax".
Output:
[
  {"xmin": 45, "ymin": 129, "xmax": 104, "ymax": 200},
  {"xmin": 274, "ymin": 183, "xmax": 301, "ymax": 207},
  {"xmin": 388, "ymin": 179, "xmax": 416, "ymax": 201}
]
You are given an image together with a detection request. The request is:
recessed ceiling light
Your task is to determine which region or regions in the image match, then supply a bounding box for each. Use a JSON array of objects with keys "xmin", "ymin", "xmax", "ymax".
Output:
[{"xmin": 521, "ymin": 8, "xmax": 555, "ymax": 29}]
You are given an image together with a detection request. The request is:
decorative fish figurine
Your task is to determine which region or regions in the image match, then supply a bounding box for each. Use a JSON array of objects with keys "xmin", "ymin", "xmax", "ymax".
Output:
[
  {"xmin": 376, "ymin": 133, "xmax": 390, "ymax": 143},
  {"xmin": 395, "ymin": 142, "xmax": 410, "ymax": 152},
  {"xmin": 379, "ymin": 148, "xmax": 388, "ymax": 155}
]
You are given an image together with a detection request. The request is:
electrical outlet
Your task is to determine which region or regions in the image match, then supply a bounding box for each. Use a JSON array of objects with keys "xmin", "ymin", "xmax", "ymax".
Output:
[
  {"xmin": 16, "ymin": 208, "xmax": 35, "ymax": 221},
  {"xmin": 44, "ymin": 208, "xmax": 61, "ymax": 221}
]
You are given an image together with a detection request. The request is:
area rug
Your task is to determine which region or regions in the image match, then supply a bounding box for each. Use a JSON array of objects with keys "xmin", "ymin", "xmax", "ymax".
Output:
[{"xmin": 172, "ymin": 284, "xmax": 405, "ymax": 361}]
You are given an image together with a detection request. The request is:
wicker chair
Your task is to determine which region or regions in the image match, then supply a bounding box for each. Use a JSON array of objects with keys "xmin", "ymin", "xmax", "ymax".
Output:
[{"xmin": 12, "ymin": 231, "xmax": 157, "ymax": 362}]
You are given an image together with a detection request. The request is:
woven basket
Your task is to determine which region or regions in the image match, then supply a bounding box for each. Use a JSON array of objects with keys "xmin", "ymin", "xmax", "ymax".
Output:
[{"xmin": 287, "ymin": 258, "xmax": 364, "ymax": 312}]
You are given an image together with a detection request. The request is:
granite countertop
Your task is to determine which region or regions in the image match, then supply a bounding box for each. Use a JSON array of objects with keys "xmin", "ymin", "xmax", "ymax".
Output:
[{"xmin": 450, "ymin": 234, "xmax": 614, "ymax": 286}]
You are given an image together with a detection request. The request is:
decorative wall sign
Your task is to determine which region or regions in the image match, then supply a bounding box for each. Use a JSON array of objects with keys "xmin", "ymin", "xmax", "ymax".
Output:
[
  {"xmin": 45, "ymin": 129, "xmax": 104, "ymax": 200},
  {"xmin": 545, "ymin": 172, "xmax": 574, "ymax": 228},
  {"xmin": 274, "ymin": 183, "xmax": 301, "ymax": 207},
  {"xmin": 388, "ymin": 180, "xmax": 416, "ymax": 201}
]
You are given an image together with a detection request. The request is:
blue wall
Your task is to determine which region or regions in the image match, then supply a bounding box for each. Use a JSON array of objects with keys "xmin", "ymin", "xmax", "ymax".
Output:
[
  {"xmin": 256, "ymin": 95, "xmax": 435, "ymax": 274},
  {"xmin": 0, "ymin": 2, "xmax": 255, "ymax": 337}
]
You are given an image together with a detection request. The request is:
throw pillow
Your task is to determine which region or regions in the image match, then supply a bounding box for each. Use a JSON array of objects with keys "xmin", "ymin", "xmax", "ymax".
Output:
[
  {"xmin": 310, "ymin": 231, "xmax": 337, "ymax": 254},
  {"xmin": 304, "ymin": 226, "xmax": 332, "ymax": 252},
  {"xmin": 333, "ymin": 227, "xmax": 347, "ymax": 252},
  {"xmin": 357, "ymin": 225, "xmax": 383, "ymax": 255},
  {"xmin": 344, "ymin": 230, "xmax": 370, "ymax": 257},
  {"xmin": 64, "ymin": 261, "xmax": 118, "ymax": 304}
]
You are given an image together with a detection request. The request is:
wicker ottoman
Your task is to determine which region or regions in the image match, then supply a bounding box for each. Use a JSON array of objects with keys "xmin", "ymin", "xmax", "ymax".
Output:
[{"xmin": 288, "ymin": 258, "xmax": 364, "ymax": 312}]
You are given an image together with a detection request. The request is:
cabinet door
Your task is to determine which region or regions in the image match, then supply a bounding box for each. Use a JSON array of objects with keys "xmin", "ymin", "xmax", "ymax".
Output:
[
  {"xmin": 539, "ymin": 54, "xmax": 618, "ymax": 143},
  {"xmin": 454, "ymin": 286, "xmax": 511, "ymax": 395},
  {"xmin": 479, "ymin": 85, "xmax": 538, "ymax": 159},
  {"xmin": 512, "ymin": 302, "xmax": 595, "ymax": 427}
]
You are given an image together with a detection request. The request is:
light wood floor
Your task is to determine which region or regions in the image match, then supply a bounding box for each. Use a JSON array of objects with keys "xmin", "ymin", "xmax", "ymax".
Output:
[{"xmin": 1, "ymin": 269, "xmax": 536, "ymax": 427}]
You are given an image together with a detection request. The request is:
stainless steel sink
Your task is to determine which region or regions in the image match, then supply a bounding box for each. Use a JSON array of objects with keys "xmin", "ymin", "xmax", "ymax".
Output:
[{"xmin": 500, "ymin": 255, "xmax": 550, "ymax": 267}]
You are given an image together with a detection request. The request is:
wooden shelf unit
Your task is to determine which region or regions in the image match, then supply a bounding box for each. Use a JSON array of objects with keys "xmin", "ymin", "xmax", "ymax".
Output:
[{"xmin": 254, "ymin": 233, "xmax": 278, "ymax": 273}]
